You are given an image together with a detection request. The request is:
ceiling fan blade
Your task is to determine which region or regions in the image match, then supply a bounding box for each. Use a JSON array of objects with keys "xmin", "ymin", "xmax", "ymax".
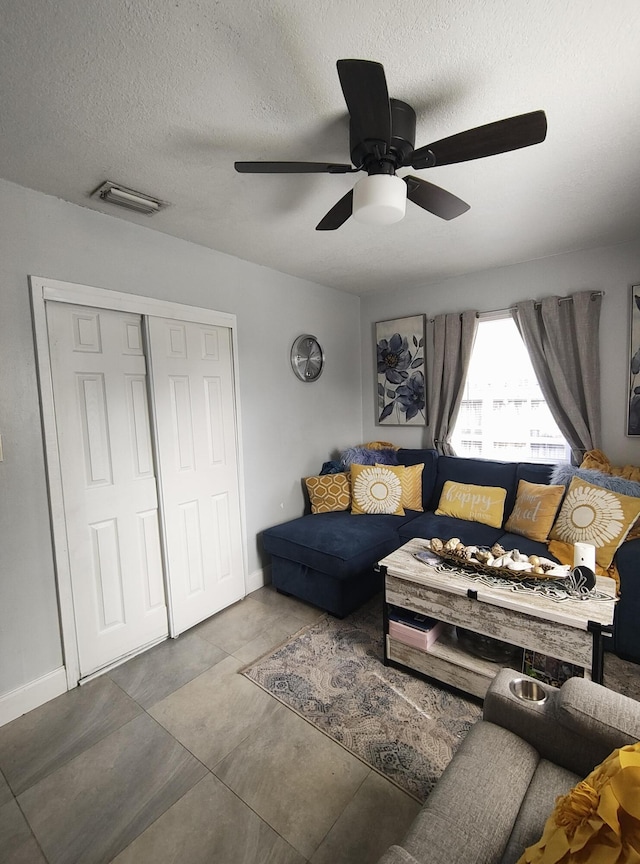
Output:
[
  {"xmin": 234, "ymin": 161, "xmax": 354, "ymax": 173},
  {"xmin": 404, "ymin": 176, "xmax": 470, "ymax": 220},
  {"xmin": 411, "ymin": 110, "xmax": 547, "ymax": 169},
  {"xmin": 316, "ymin": 190, "xmax": 353, "ymax": 231},
  {"xmin": 336, "ymin": 59, "xmax": 392, "ymax": 145}
]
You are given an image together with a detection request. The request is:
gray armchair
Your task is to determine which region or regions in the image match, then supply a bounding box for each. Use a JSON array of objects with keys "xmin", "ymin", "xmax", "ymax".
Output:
[{"xmin": 377, "ymin": 669, "xmax": 640, "ymax": 864}]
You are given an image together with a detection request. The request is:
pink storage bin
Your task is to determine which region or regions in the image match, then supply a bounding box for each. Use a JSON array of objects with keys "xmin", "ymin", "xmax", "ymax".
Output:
[{"xmin": 389, "ymin": 619, "xmax": 444, "ymax": 651}]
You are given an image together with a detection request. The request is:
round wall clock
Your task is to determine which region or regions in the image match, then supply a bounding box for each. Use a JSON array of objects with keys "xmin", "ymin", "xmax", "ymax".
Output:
[{"xmin": 290, "ymin": 334, "xmax": 324, "ymax": 382}]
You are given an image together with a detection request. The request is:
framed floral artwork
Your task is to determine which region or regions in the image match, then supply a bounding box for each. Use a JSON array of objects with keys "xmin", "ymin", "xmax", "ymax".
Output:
[
  {"xmin": 376, "ymin": 314, "xmax": 426, "ymax": 425},
  {"xmin": 628, "ymin": 284, "xmax": 640, "ymax": 436}
]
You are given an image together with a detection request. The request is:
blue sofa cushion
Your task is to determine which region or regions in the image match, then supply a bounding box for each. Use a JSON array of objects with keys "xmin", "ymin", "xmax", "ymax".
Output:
[
  {"xmin": 398, "ymin": 512, "xmax": 504, "ymax": 548},
  {"xmin": 397, "ymin": 448, "xmax": 439, "ymax": 509},
  {"xmin": 429, "ymin": 456, "xmax": 518, "ymax": 523},
  {"xmin": 263, "ymin": 511, "xmax": 421, "ymax": 579},
  {"xmin": 611, "ymin": 538, "xmax": 640, "ymax": 660},
  {"xmin": 515, "ymin": 462, "xmax": 554, "ymax": 485}
]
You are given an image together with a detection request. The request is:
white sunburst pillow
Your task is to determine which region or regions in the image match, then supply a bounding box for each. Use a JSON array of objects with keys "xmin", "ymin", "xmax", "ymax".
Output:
[
  {"xmin": 549, "ymin": 476, "xmax": 640, "ymax": 568},
  {"xmin": 350, "ymin": 464, "xmax": 405, "ymax": 515}
]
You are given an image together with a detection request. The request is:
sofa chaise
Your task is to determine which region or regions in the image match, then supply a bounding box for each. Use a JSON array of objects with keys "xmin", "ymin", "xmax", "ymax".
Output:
[
  {"xmin": 375, "ymin": 667, "xmax": 640, "ymax": 864},
  {"xmin": 261, "ymin": 448, "xmax": 640, "ymax": 663}
]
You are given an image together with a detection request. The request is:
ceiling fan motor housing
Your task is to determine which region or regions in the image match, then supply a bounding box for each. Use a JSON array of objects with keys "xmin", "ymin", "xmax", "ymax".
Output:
[{"xmin": 349, "ymin": 99, "xmax": 416, "ymax": 171}]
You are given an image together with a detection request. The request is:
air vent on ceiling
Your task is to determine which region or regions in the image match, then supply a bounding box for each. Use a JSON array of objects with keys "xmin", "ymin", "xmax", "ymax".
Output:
[{"xmin": 92, "ymin": 181, "xmax": 167, "ymax": 215}]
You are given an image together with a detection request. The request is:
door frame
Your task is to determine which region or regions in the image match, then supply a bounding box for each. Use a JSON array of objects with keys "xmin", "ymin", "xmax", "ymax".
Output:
[{"xmin": 30, "ymin": 276, "xmax": 248, "ymax": 690}]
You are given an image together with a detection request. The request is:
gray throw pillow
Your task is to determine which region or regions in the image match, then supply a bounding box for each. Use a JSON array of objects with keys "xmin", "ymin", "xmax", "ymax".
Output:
[{"xmin": 550, "ymin": 464, "xmax": 640, "ymax": 499}]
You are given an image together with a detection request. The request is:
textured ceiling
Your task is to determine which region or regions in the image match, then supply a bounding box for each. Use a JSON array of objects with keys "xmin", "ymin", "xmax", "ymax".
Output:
[{"xmin": 2, "ymin": 0, "xmax": 640, "ymax": 295}]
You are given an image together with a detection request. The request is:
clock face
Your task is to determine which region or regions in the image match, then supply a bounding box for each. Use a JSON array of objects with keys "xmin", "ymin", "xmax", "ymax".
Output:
[{"xmin": 291, "ymin": 335, "xmax": 324, "ymax": 381}]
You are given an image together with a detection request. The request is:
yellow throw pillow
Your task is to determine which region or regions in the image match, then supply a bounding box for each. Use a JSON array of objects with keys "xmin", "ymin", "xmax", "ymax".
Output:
[
  {"xmin": 549, "ymin": 477, "xmax": 640, "ymax": 569},
  {"xmin": 505, "ymin": 480, "xmax": 566, "ymax": 543},
  {"xmin": 377, "ymin": 462, "xmax": 424, "ymax": 512},
  {"xmin": 516, "ymin": 742, "xmax": 640, "ymax": 864},
  {"xmin": 304, "ymin": 473, "xmax": 351, "ymax": 514},
  {"xmin": 435, "ymin": 481, "xmax": 506, "ymax": 529},
  {"xmin": 350, "ymin": 464, "xmax": 405, "ymax": 515}
]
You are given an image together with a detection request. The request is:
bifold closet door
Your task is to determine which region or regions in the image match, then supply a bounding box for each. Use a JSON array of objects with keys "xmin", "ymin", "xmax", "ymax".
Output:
[
  {"xmin": 46, "ymin": 303, "xmax": 168, "ymax": 678},
  {"xmin": 147, "ymin": 317, "xmax": 245, "ymax": 635}
]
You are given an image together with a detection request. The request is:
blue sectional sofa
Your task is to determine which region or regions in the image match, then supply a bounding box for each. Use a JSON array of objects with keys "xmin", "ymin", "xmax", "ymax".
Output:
[{"xmin": 262, "ymin": 448, "xmax": 640, "ymax": 664}]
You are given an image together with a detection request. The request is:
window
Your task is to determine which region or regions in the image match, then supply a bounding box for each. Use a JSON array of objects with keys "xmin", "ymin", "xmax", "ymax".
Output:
[
  {"xmin": 457, "ymin": 439, "xmax": 483, "ymax": 457},
  {"xmin": 451, "ymin": 315, "xmax": 571, "ymax": 464},
  {"xmin": 456, "ymin": 399, "xmax": 482, "ymax": 436}
]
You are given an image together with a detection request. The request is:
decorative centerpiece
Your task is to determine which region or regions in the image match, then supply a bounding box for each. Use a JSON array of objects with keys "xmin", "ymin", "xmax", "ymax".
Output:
[{"xmin": 424, "ymin": 537, "xmax": 571, "ymax": 580}]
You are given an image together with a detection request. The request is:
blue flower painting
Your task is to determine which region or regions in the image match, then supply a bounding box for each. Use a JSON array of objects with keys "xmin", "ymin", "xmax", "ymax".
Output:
[
  {"xmin": 375, "ymin": 315, "xmax": 426, "ymax": 425},
  {"xmin": 629, "ymin": 290, "xmax": 640, "ymax": 436}
]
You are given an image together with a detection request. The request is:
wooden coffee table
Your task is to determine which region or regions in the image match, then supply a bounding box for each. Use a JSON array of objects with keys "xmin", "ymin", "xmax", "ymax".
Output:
[{"xmin": 378, "ymin": 538, "xmax": 617, "ymax": 699}]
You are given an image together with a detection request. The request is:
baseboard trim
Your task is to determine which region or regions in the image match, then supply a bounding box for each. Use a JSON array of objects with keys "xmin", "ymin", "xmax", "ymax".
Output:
[
  {"xmin": 0, "ymin": 666, "xmax": 68, "ymax": 728},
  {"xmin": 246, "ymin": 565, "xmax": 270, "ymax": 595}
]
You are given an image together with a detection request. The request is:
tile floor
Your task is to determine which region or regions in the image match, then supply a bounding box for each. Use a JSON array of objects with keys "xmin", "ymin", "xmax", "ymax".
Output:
[{"xmin": 0, "ymin": 587, "xmax": 422, "ymax": 864}]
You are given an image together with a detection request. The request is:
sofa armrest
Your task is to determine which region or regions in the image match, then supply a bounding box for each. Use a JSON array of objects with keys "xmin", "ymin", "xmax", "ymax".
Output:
[
  {"xmin": 556, "ymin": 676, "xmax": 640, "ymax": 746},
  {"xmin": 376, "ymin": 847, "xmax": 422, "ymax": 864},
  {"xmin": 483, "ymin": 669, "xmax": 640, "ymax": 777},
  {"xmin": 612, "ymin": 537, "xmax": 640, "ymax": 662}
]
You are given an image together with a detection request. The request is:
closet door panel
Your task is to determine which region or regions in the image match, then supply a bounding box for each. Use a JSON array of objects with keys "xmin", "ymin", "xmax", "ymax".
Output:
[
  {"xmin": 46, "ymin": 303, "xmax": 168, "ymax": 677},
  {"xmin": 147, "ymin": 318, "xmax": 245, "ymax": 634}
]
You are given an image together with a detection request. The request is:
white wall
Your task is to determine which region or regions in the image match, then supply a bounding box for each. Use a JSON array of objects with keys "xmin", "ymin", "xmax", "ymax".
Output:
[
  {"xmin": 361, "ymin": 241, "xmax": 640, "ymax": 467},
  {"xmin": 0, "ymin": 178, "xmax": 362, "ymax": 701}
]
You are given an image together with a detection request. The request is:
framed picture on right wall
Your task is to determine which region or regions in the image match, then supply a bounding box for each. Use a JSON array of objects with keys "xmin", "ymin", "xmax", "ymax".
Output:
[{"xmin": 629, "ymin": 284, "xmax": 640, "ymax": 436}]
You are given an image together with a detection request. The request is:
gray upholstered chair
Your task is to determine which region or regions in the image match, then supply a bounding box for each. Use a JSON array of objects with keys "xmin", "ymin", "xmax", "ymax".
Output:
[{"xmin": 376, "ymin": 668, "xmax": 640, "ymax": 864}]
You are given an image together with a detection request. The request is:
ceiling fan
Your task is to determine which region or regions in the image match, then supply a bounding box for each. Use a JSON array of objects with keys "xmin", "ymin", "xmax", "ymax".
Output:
[{"xmin": 235, "ymin": 59, "xmax": 547, "ymax": 231}]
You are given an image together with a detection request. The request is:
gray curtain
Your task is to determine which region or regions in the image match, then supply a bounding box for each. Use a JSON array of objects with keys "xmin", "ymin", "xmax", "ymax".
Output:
[
  {"xmin": 428, "ymin": 310, "xmax": 478, "ymax": 455},
  {"xmin": 511, "ymin": 291, "xmax": 602, "ymax": 464}
]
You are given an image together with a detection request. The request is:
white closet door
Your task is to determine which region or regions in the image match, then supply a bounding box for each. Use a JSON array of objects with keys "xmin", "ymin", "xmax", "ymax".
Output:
[
  {"xmin": 147, "ymin": 317, "xmax": 245, "ymax": 634},
  {"xmin": 46, "ymin": 303, "xmax": 168, "ymax": 677}
]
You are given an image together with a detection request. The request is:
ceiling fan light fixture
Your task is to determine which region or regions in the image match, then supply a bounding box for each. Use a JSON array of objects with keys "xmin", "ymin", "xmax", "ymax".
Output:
[
  {"xmin": 91, "ymin": 181, "xmax": 167, "ymax": 215},
  {"xmin": 352, "ymin": 174, "xmax": 406, "ymax": 225}
]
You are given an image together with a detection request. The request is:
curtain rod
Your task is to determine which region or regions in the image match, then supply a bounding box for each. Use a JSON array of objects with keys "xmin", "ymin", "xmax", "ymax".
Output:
[
  {"xmin": 428, "ymin": 290, "xmax": 605, "ymax": 323},
  {"xmin": 483, "ymin": 290, "xmax": 605, "ymax": 320}
]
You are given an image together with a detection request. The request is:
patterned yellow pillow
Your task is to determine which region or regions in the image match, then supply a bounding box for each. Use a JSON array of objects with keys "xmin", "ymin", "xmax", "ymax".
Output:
[
  {"xmin": 517, "ymin": 742, "xmax": 640, "ymax": 864},
  {"xmin": 549, "ymin": 477, "xmax": 640, "ymax": 569},
  {"xmin": 504, "ymin": 480, "xmax": 565, "ymax": 542},
  {"xmin": 350, "ymin": 464, "xmax": 405, "ymax": 515},
  {"xmin": 581, "ymin": 449, "xmax": 640, "ymax": 541},
  {"xmin": 435, "ymin": 481, "xmax": 506, "ymax": 529},
  {"xmin": 304, "ymin": 473, "xmax": 351, "ymax": 514},
  {"xmin": 377, "ymin": 462, "xmax": 424, "ymax": 512}
]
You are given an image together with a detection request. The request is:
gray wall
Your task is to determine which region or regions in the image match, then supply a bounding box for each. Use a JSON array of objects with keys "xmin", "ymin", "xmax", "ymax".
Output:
[
  {"xmin": 0, "ymin": 178, "xmax": 363, "ymax": 698},
  {"xmin": 361, "ymin": 241, "xmax": 640, "ymax": 467}
]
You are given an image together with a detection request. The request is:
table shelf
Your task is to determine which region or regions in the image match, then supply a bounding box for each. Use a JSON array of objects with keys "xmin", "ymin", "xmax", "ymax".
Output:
[{"xmin": 386, "ymin": 626, "xmax": 508, "ymax": 699}]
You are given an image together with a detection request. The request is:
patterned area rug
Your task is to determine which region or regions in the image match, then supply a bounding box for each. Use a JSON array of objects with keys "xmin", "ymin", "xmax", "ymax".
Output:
[{"xmin": 241, "ymin": 597, "xmax": 481, "ymax": 802}]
